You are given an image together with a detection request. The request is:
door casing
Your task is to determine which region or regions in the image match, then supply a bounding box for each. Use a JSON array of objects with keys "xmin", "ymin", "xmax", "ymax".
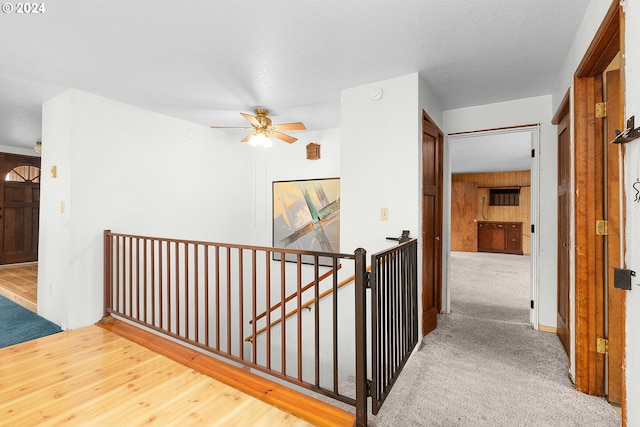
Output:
[{"xmin": 572, "ymin": 0, "xmax": 626, "ymax": 417}]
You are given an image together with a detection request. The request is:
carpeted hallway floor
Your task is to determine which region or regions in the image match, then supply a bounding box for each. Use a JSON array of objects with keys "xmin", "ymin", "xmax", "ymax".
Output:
[{"xmin": 346, "ymin": 251, "xmax": 621, "ymax": 426}]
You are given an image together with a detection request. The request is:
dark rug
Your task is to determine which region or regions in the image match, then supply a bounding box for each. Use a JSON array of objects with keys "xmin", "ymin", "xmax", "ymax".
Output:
[{"xmin": 0, "ymin": 295, "xmax": 62, "ymax": 348}]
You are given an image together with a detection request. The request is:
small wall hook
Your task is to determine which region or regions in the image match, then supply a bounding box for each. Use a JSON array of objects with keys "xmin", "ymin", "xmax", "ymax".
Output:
[{"xmin": 612, "ymin": 115, "xmax": 640, "ymax": 144}]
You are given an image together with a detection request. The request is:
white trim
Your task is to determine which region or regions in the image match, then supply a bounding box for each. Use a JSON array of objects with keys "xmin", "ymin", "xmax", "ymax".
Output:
[
  {"xmin": 530, "ymin": 125, "xmax": 541, "ymax": 329},
  {"xmin": 444, "ymin": 125, "xmax": 541, "ymax": 329}
]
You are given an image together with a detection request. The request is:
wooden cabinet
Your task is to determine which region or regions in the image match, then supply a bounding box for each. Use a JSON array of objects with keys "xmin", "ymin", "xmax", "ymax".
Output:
[{"xmin": 477, "ymin": 221, "xmax": 523, "ymax": 255}]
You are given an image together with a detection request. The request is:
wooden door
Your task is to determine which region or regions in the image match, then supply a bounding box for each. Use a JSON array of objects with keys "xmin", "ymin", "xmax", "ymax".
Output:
[
  {"xmin": 603, "ymin": 68, "xmax": 624, "ymax": 405},
  {"xmin": 450, "ymin": 181, "xmax": 477, "ymax": 252},
  {"xmin": 0, "ymin": 154, "xmax": 41, "ymax": 265},
  {"xmin": 421, "ymin": 111, "xmax": 443, "ymax": 336},
  {"xmin": 555, "ymin": 101, "xmax": 571, "ymax": 357}
]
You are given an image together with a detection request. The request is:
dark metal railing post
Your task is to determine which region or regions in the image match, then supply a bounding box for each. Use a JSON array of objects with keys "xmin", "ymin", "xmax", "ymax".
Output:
[
  {"xmin": 103, "ymin": 229, "xmax": 113, "ymax": 319},
  {"xmin": 354, "ymin": 247, "xmax": 368, "ymax": 427}
]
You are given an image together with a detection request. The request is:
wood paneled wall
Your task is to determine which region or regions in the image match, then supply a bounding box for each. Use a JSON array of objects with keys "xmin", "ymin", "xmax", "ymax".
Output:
[{"xmin": 452, "ymin": 171, "xmax": 531, "ymax": 254}]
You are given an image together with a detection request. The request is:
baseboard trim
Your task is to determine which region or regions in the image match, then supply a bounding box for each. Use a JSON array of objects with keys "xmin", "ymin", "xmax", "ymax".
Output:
[{"xmin": 538, "ymin": 324, "xmax": 557, "ymax": 334}]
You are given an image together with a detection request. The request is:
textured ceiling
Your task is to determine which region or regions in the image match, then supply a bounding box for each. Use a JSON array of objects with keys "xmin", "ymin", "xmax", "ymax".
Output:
[
  {"xmin": 450, "ymin": 132, "xmax": 533, "ymax": 174},
  {"xmin": 0, "ymin": 0, "xmax": 590, "ymax": 152}
]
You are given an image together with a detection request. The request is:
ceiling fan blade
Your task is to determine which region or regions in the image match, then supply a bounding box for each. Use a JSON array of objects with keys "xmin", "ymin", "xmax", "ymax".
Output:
[
  {"xmin": 240, "ymin": 112, "xmax": 261, "ymax": 127},
  {"xmin": 272, "ymin": 122, "xmax": 307, "ymax": 131},
  {"xmin": 271, "ymin": 131, "xmax": 297, "ymax": 144},
  {"xmin": 240, "ymin": 133, "xmax": 254, "ymax": 143}
]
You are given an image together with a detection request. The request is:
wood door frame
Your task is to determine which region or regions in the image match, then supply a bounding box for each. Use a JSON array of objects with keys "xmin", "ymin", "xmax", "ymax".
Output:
[{"xmin": 572, "ymin": 0, "xmax": 626, "ymax": 415}]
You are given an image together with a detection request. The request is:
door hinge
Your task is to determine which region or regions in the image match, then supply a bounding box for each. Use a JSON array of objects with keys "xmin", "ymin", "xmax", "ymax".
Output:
[
  {"xmin": 595, "ymin": 102, "xmax": 607, "ymax": 118},
  {"xmin": 531, "ymin": 148, "xmax": 535, "ymax": 158},
  {"xmin": 596, "ymin": 220, "xmax": 608, "ymax": 236},
  {"xmin": 531, "ymin": 224, "xmax": 535, "ymax": 233},
  {"xmin": 530, "ymin": 300, "xmax": 534, "ymax": 309},
  {"xmin": 596, "ymin": 337, "xmax": 608, "ymax": 354},
  {"xmin": 364, "ymin": 271, "xmax": 372, "ymax": 289}
]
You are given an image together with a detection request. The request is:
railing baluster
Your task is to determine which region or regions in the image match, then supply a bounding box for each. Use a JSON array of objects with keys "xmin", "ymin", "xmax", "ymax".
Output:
[
  {"xmin": 148, "ymin": 239, "xmax": 157, "ymax": 325},
  {"xmin": 141, "ymin": 238, "xmax": 146, "ymax": 323},
  {"xmin": 251, "ymin": 250, "xmax": 257, "ymax": 365},
  {"xmin": 296, "ymin": 254, "xmax": 302, "ymax": 382},
  {"xmin": 157, "ymin": 240, "xmax": 163, "ymax": 330},
  {"xmin": 194, "ymin": 243, "xmax": 199, "ymax": 343},
  {"xmin": 332, "ymin": 257, "xmax": 338, "ymax": 394},
  {"xmin": 215, "ymin": 245, "xmax": 220, "ymax": 351},
  {"xmin": 185, "ymin": 243, "xmax": 189, "ymax": 340},
  {"xmin": 314, "ymin": 254, "xmax": 320, "ymax": 388},
  {"xmin": 167, "ymin": 240, "xmax": 172, "ymax": 333},
  {"xmin": 175, "ymin": 241, "xmax": 180, "ymax": 336},
  {"xmin": 137, "ymin": 237, "xmax": 141, "ymax": 322},
  {"xmin": 115, "ymin": 235, "xmax": 120, "ymax": 313},
  {"xmin": 128, "ymin": 237, "xmax": 133, "ymax": 317},
  {"xmin": 266, "ymin": 250, "xmax": 271, "ymax": 370},
  {"xmin": 226, "ymin": 247, "xmax": 231, "ymax": 355},
  {"xmin": 238, "ymin": 248, "xmax": 244, "ymax": 360},
  {"xmin": 280, "ymin": 253, "xmax": 286, "ymax": 376},
  {"xmin": 204, "ymin": 245, "xmax": 209, "ymax": 347}
]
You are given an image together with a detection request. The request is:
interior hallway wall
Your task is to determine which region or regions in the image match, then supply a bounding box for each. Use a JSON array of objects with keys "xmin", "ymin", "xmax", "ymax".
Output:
[
  {"xmin": 341, "ymin": 72, "xmax": 443, "ymax": 335},
  {"xmin": 39, "ymin": 89, "xmax": 253, "ymax": 329}
]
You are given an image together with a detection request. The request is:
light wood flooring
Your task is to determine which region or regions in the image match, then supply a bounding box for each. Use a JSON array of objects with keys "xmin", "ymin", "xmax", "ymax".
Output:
[
  {"xmin": 0, "ymin": 264, "xmax": 354, "ymax": 426},
  {"xmin": 0, "ymin": 263, "xmax": 37, "ymax": 312},
  {"xmin": 0, "ymin": 322, "xmax": 354, "ymax": 426}
]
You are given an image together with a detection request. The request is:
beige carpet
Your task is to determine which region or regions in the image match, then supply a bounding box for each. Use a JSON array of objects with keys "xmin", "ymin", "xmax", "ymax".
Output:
[{"xmin": 334, "ymin": 251, "xmax": 620, "ymax": 426}]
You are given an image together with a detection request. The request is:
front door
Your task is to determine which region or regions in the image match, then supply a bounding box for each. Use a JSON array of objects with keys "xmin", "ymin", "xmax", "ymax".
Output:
[
  {"xmin": 421, "ymin": 111, "xmax": 443, "ymax": 336},
  {"xmin": 0, "ymin": 154, "xmax": 41, "ymax": 265}
]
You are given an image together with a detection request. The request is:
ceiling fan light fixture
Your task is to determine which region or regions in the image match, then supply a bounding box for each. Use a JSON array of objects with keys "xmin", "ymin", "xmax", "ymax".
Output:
[{"xmin": 248, "ymin": 131, "xmax": 272, "ymax": 148}]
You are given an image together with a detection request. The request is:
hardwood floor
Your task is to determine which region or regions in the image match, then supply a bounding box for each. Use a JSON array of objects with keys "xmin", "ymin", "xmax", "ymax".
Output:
[
  {"xmin": 0, "ymin": 263, "xmax": 37, "ymax": 312},
  {"xmin": 0, "ymin": 323, "xmax": 354, "ymax": 426},
  {"xmin": 0, "ymin": 265, "xmax": 354, "ymax": 426}
]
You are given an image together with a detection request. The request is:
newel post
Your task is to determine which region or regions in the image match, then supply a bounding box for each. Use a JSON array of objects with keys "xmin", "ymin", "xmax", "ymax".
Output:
[
  {"xmin": 102, "ymin": 229, "xmax": 112, "ymax": 320},
  {"xmin": 354, "ymin": 247, "xmax": 368, "ymax": 427}
]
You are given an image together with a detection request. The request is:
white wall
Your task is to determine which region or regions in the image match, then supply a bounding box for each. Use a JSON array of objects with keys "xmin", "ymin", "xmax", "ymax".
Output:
[
  {"xmin": 551, "ymin": 0, "xmax": 615, "ymax": 113},
  {"xmin": 341, "ymin": 72, "xmax": 443, "ymax": 337},
  {"xmin": 39, "ymin": 89, "xmax": 253, "ymax": 328},
  {"xmin": 623, "ymin": 0, "xmax": 640, "ymax": 423},
  {"xmin": 442, "ymin": 95, "xmax": 557, "ymax": 328},
  {"xmin": 341, "ymin": 73, "xmax": 425, "ymax": 255}
]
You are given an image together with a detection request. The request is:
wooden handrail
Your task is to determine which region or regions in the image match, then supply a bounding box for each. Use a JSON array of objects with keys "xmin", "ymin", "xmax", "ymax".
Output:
[
  {"xmin": 245, "ymin": 265, "xmax": 371, "ymax": 342},
  {"xmin": 249, "ymin": 264, "xmax": 342, "ymax": 325}
]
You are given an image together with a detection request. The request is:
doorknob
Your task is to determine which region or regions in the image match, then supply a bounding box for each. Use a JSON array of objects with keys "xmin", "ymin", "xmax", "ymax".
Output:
[{"xmin": 435, "ymin": 236, "xmax": 440, "ymax": 241}]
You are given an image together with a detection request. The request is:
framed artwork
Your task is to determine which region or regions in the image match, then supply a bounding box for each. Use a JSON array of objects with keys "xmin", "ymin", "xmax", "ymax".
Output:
[{"xmin": 272, "ymin": 178, "xmax": 340, "ymax": 265}]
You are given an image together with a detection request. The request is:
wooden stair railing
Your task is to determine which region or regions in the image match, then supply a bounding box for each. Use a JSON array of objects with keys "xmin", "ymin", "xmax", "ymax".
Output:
[
  {"xmin": 245, "ymin": 265, "xmax": 371, "ymax": 342},
  {"xmin": 249, "ymin": 264, "xmax": 342, "ymax": 326}
]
